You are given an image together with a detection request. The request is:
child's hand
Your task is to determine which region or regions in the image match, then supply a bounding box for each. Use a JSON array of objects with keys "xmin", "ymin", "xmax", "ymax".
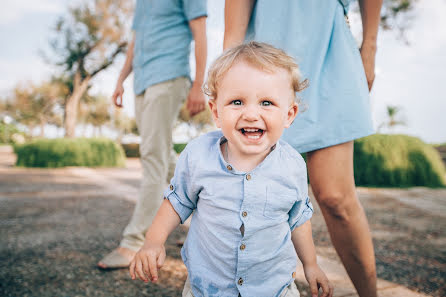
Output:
[
  {"xmin": 303, "ymin": 264, "xmax": 333, "ymax": 297},
  {"xmin": 129, "ymin": 242, "xmax": 166, "ymax": 283}
]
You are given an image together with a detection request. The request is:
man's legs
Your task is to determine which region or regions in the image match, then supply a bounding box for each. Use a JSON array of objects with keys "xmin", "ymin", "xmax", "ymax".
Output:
[
  {"xmin": 306, "ymin": 141, "xmax": 377, "ymax": 297},
  {"xmin": 98, "ymin": 77, "xmax": 190, "ymax": 269}
]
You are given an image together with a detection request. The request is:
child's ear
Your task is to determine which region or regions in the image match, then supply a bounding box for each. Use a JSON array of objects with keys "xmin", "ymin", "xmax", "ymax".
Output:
[
  {"xmin": 208, "ymin": 99, "xmax": 221, "ymax": 128},
  {"xmin": 285, "ymin": 102, "xmax": 298, "ymax": 128}
]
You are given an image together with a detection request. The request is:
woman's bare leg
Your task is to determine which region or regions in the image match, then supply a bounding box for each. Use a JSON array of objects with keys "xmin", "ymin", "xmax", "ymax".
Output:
[{"xmin": 307, "ymin": 141, "xmax": 377, "ymax": 297}]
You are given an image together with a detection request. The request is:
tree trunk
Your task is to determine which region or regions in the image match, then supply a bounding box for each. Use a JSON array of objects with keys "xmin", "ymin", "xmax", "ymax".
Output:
[
  {"xmin": 64, "ymin": 72, "xmax": 90, "ymax": 138},
  {"xmin": 40, "ymin": 121, "xmax": 45, "ymax": 138}
]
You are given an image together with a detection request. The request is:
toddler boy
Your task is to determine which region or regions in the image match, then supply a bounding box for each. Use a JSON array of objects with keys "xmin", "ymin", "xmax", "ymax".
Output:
[{"xmin": 130, "ymin": 42, "xmax": 333, "ymax": 297}]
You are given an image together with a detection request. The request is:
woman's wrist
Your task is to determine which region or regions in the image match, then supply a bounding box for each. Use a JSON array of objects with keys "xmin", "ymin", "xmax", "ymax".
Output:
[{"xmin": 361, "ymin": 39, "xmax": 377, "ymax": 51}]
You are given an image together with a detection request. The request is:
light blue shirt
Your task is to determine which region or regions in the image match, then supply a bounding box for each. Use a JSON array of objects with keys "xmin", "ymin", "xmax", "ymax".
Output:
[
  {"xmin": 245, "ymin": 0, "xmax": 374, "ymax": 153},
  {"xmin": 131, "ymin": 0, "xmax": 207, "ymax": 95},
  {"xmin": 164, "ymin": 131, "xmax": 313, "ymax": 297}
]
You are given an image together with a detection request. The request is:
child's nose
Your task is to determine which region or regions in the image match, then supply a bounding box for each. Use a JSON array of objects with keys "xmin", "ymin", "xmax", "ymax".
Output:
[{"xmin": 242, "ymin": 104, "xmax": 260, "ymax": 121}]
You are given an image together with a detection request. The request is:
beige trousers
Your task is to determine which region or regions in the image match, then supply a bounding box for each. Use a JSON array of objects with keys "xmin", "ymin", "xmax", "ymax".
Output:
[
  {"xmin": 120, "ymin": 76, "xmax": 190, "ymax": 251},
  {"xmin": 182, "ymin": 275, "xmax": 300, "ymax": 297}
]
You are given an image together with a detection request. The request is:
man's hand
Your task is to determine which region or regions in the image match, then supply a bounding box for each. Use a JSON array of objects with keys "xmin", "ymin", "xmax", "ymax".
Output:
[
  {"xmin": 360, "ymin": 41, "xmax": 377, "ymax": 91},
  {"xmin": 112, "ymin": 83, "xmax": 125, "ymax": 108},
  {"xmin": 129, "ymin": 242, "xmax": 166, "ymax": 283},
  {"xmin": 304, "ymin": 264, "xmax": 334, "ymax": 297},
  {"xmin": 186, "ymin": 83, "xmax": 206, "ymax": 116}
]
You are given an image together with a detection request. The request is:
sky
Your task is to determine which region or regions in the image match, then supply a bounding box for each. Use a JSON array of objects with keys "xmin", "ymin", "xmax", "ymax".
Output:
[{"xmin": 1, "ymin": 0, "xmax": 445, "ymax": 144}]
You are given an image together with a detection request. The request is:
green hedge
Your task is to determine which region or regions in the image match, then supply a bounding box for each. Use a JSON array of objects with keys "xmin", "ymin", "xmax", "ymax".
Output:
[
  {"xmin": 354, "ymin": 134, "xmax": 446, "ymax": 187},
  {"xmin": 121, "ymin": 143, "xmax": 187, "ymax": 158},
  {"xmin": 121, "ymin": 143, "xmax": 140, "ymax": 158},
  {"xmin": 14, "ymin": 138, "xmax": 125, "ymax": 168},
  {"xmin": 173, "ymin": 143, "xmax": 187, "ymax": 154},
  {"xmin": 434, "ymin": 143, "xmax": 446, "ymax": 167}
]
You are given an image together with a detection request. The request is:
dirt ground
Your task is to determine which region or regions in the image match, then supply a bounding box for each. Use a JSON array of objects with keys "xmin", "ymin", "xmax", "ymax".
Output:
[{"xmin": 0, "ymin": 147, "xmax": 445, "ymax": 296}]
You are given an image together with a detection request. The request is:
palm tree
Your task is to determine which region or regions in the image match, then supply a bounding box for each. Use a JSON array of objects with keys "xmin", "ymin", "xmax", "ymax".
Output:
[{"xmin": 378, "ymin": 105, "xmax": 406, "ymax": 132}]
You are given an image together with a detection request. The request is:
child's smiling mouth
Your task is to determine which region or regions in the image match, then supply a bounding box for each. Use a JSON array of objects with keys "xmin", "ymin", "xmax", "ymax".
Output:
[{"xmin": 240, "ymin": 128, "xmax": 264, "ymax": 140}]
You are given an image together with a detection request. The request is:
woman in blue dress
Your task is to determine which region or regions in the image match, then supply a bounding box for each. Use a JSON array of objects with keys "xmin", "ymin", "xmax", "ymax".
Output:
[{"xmin": 224, "ymin": 1, "xmax": 382, "ymax": 296}]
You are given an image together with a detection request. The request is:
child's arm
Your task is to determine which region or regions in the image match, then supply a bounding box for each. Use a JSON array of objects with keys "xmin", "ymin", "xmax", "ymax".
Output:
[
  {"xmin": 292, "ymin": 221, "xmax": 334, "ymax": 297},
  {"xmin": 129, "ymin": 199, "xmax": 181, "ymax": 283}
]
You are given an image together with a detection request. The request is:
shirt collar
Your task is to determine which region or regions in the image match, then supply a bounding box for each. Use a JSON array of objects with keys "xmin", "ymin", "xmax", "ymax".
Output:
[{"xmin": 215, "ymin": 135, "xmax": 281, "ymax": 175}]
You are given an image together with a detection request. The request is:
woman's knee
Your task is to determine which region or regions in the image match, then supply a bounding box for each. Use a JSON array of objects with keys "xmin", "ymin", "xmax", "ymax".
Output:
[{"xmin": 315, "ymin": 190, "xmax": 360, "ymax": 222}]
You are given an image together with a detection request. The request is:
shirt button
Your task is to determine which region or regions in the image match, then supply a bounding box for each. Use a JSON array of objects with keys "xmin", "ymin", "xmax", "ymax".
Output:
[
  {"xmin": 227, "ymin": 164, "xmax": 232, "ymax": 171},
  {"xmin": 238, "ymin": 278, "xmax": 244, "ymax": 285},
  {"xmin": 240, "ymin": 243, "xmax": 246, "ymax": 250},
  {"xmin": 242, "ymin": 211, "xmax": 248, "ymax": 217},
  {"xmin": 169, "ymin": 184, "xmax": 174, "ymax": 190},
  {"xmin": 246, "ymin": 174, "xmax": 251, "ymax": 180}
]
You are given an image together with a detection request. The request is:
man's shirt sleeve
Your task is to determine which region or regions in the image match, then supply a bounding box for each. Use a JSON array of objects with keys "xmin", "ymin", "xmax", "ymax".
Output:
[
  {"xmin": 183, "ymin": 0, "xmax": 207, "ymax": 21},
  {"xmin": 164, "ymin": 146, "xmax": 198, "ymax": 223}
]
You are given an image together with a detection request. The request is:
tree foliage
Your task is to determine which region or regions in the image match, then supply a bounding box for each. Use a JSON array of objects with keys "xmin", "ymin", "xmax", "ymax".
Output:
[
  {"xmin": 381, "ymin": 0, "xmax": 416, "ymax": 30},
  {"xmin": 113, "ymin": 109, "xmax": 138, "ymax": 142},
  {"xmin": 177, "ymin": 102, "xmax": 214, "ymax": 139},
  {"xmin": 78, "ymin": 94, "xmax": 111, "ymax": 136},
  {"xmin": 4, "ymin": 82, "xmax": 66, "ymax": 137}
]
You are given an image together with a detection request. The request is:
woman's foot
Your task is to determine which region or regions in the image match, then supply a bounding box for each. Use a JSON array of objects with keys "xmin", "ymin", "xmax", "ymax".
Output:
[{"xmin": 97, "ymin": 247, "xmax": 136, "ymax": 270}]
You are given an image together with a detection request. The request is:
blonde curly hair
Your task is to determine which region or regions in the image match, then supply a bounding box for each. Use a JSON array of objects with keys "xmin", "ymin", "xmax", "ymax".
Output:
[{"xmin": 203, "ymin": 41, "xmax": 308, "ymax": 102}]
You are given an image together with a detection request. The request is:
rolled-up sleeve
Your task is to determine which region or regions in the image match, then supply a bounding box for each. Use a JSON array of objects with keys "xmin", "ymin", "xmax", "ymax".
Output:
[
  {"xmin": 164, "ymin": 147, "xmax": 198, "ymax": 223},
  {"xmin": 183, "ymin": 0, "xmax": 207, "ymax": 21},
  {"xmin": 288, "ymin": 157, "xmax": 313, "ymax": 230},
  {"xmin": 288, "ymin": 196, "xmax": 313, "ymax": 231}
]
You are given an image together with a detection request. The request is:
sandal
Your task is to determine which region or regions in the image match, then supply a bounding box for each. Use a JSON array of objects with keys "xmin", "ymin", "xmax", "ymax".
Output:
[{"xmin": 97, "ymin": 249, "xmax": 131, "ymax": 270}]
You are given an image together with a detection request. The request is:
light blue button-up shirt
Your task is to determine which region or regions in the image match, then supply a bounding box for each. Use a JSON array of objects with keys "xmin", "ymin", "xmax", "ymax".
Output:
[
  {"xmin": 164, "ymin": 131, "xmax": 313, "ymax": 297},
  {"xmin": 131, "ymin": 0, "xmax": 207, "ymax": 95}
]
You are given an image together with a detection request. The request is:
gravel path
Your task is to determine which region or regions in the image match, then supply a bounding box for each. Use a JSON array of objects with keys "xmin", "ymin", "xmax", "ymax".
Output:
[{"xmin": 0, "ymin": 147, "xmax": 445, "ymax": 296}]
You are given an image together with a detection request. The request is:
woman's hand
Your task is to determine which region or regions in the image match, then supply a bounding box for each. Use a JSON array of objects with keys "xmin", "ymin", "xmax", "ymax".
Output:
[{"xmin": 360, "ymin": 41, "xmax": 377, "ymax": 91}]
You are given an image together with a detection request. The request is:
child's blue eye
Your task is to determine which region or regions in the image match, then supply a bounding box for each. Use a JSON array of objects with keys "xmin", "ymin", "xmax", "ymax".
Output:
[
  {"xmin": 231, "ymin": 100, "xmax": 242, "ymax": 105},
  {"xmin": 261, "ymin": 100, "xmax": 272, "ymax": 106}
]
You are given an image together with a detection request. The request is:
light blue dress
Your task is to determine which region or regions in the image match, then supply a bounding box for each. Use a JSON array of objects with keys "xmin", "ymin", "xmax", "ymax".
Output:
[{"xmin": 246, "ymin": 0, "xmax": 374, "ymax": 153}]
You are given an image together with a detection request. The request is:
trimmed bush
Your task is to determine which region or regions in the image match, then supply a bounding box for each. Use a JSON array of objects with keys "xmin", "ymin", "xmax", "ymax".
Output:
[
  {"xmin": 14, "ymin": 138, "xmax": 125, "ymax": 168},
  {"xmin": 434, "ymin": 143, "xmax": 446, "ymax": 167},
  {"xmin": 354, "ymin": 134, "xmax": 446, "ymax": 187},
  {"xmin": 121, "ymin": 143, "xmax": 188, "ymax": 158},
  {"xmin": 174, "ymin": 143, "xmax": 187, "ymax": 154},
  {"xmin": 121, "ymin": 143, "xmax": 140, "ymax": 158}
]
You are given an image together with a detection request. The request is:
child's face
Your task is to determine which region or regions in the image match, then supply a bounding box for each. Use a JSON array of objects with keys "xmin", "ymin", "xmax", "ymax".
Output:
[{"xmin": 209, "ymin": 60, "xmax": 298, "ymax": 160}]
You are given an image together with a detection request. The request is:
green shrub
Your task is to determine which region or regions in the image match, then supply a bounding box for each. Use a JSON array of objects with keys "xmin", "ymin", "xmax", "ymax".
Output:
[
  {"xmin": 354, "ymin": 134, "xmax": 446, "ymax": 187},
  {"xmin": 14, "ymin": 138, "xmax": 125, "ymax": 168},
  {"xmin": 121, "ymin": 143, "xmax": 140, "ymax": 158},
  {"xmin": 173, "ymin": 143, "xmax": 187, "ymax": 154},
  {"xmin": 120, "ymin": 143, "xmax": 188, "ymax": 158},
  {"xmin": 434, "ymin": 143, "xmax": 446, "ymax": 167}
]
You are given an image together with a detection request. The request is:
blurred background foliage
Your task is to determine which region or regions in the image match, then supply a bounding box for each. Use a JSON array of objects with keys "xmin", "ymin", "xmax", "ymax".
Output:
[{"xmin": 3, "ymin": 0, "xmax": 445, "ymax": 185}]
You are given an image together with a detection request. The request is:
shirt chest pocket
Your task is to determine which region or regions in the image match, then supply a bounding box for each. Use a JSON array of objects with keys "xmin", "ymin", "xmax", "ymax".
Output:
[{"xmin": 263, "ymin": 187, "xmax": 297, "ymax": 220}]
